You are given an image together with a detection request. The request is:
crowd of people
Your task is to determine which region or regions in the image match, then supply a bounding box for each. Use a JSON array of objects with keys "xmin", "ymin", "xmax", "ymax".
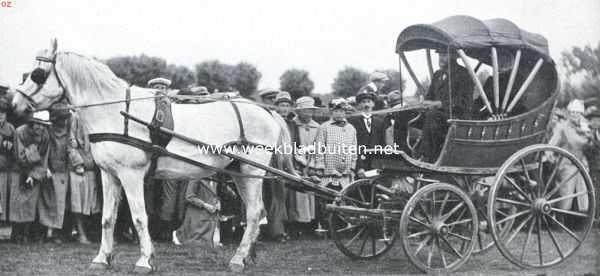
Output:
[{"xmin": 0, "ymin": 49, "xmax": 598, "ymax": 252}]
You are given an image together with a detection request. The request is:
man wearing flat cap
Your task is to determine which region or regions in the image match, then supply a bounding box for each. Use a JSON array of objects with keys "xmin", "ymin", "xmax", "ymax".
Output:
[
  {"xmin": 268, "ymin": 91, "xmax": 295, "ymax": 242},
  {"xmin": 147, "ymin": 77, "xmax": 180, "ymax": 240},
  {"xmin": 275, "ymin": 91, "xmax": 295, "ymax": 121},
  {"xmin": 358, "ymin": 71, "xmax": 389, "ymax": 110},
  {"xmin": 348, "ymin": 91, "xmax": 386, "ymax": 178}
]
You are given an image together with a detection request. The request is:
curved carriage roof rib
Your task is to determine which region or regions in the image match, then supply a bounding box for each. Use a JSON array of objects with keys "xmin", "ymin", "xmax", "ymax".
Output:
[{"xmin": 395, "ymin": 15, "xmax": 552, "ymax": 63}]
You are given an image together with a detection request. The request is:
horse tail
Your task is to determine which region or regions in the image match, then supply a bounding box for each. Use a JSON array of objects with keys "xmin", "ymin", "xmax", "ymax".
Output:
[{"xmin": 271, "ymin": 112, "xmax": 300, "ymax": 177}]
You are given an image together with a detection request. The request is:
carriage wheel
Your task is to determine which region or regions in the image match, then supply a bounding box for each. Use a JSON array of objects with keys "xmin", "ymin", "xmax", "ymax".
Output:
[
  {"xmin": 329, "ymin": 178, "xmax": 400, "ymax": 260},
  {"xmin": 400, "ymin": 183, "xmax": 478, "ymax": 273},
  {"xmin": 461, "ymin": 176, "xmax": 516, "ymax": 255},
  {"xmin": 488, "ymin": 145, "xmax": 596, "ymax": 269}
]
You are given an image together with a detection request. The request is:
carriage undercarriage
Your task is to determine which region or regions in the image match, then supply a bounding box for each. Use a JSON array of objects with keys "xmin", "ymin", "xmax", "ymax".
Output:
[{"xmin": 325, "ymin": 145, "xmax": 595, "ymax": 273}]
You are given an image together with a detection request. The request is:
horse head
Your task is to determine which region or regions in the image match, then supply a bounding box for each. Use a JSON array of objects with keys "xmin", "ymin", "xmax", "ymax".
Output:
[{"xmin": 13, "ymin": 38, "xmax": 67, "ymax": 115}]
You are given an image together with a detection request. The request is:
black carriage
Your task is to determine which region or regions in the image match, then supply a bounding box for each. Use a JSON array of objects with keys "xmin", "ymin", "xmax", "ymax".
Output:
[{"xmin": 325, "ymin": 15, "xmax": 596, "ymax": 273}]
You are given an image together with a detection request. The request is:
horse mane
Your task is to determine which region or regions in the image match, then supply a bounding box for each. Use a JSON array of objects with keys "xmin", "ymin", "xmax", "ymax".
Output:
[{"xmin": 56, "ymin": 52, "xmax": 128, "ymax": 99}]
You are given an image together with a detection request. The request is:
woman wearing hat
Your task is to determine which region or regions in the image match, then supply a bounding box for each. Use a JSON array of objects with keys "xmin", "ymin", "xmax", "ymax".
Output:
[
  {"xmin": 0, "ymin": 98, "xmax": 18, "ymax": 225},
  {"xmin": 37, "ymin": 104, "xmax": 73, "ymax": 243},
  {"xmin": 68, "ymin": 111, "xmax": 99, "ymax": 244},
  {"xmin": 12, "ymin": 111, "xmax": 51, "ymax": 243},
  {"xmin": 286, "ymin": 96, "xmax": 319, "ymax": 237},
  {"xmin": 311, "ymin": 98, "xmax": 357, "ymax": 232}
]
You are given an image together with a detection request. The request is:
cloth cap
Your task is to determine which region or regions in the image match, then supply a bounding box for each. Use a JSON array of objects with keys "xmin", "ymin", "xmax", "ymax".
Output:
[
  {"xmin": 356, "ymin": 91, "xmax": 377, "ymax": 103},
  {"xmin": 147, "ymin": 77, "xmax": 172, "ymax": 88},
  {"xmin": 50, "ymin": 103, "xmax": 72, "ymax": 121},
  {"xmin": 190, "ymin": 86, "xmax": 209, "ymax": 96},
  {"xmin": 274, "ymin": 91, "xmax": 293, "ymax": 105},
  {"xmin": 258, "ymin": 88, "xmax": 279, "ymax": 98},
  {"xmin": 567, "ymin": 99, "xmax": 585, "ymax": 114},
  {"xmin": 369, "ymin": 71, "xmax": 389, "ymax": 82},
  {"xmin": 295, "ymin": 96, "xmax": 317, "ymax": 109},
  {"xmin": 387, "ymin": 90, "xmax": 403, "ymax": 106}
]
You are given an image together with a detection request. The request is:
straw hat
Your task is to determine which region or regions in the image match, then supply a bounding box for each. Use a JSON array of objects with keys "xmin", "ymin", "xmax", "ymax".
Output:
[
  {"xmin": 274, "ymin": 91, "xmax": 293, "ymax": 105},
  {"xmin": 295, "ymin": 96, "xmax": 317, "ymax": 109}
]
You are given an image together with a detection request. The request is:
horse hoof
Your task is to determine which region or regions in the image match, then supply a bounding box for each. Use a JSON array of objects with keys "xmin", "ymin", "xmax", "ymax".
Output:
[
  {"xmin": 133, "ymin": 265, "xmax": 154, "ymax": 274},
  {"xmin": 89, "ymin": 262, "xmax": 110, "ymax": 271},
  {"xmin": 229, "ymin": 262, "xmax": 245, "ymax": 273}
]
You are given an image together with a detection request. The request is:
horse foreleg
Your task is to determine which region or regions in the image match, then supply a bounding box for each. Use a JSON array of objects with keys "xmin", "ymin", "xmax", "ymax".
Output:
[
  {"xmin": 120, "ymin": 169, "xmax": 155, "ymax": 273},
  {"xmin": 229, "ymin": 166, "xmax": 265, "ymax": 272},
  {"xmin": 91, "ymin": 170, "xmax": 121, "ymax": 270}
]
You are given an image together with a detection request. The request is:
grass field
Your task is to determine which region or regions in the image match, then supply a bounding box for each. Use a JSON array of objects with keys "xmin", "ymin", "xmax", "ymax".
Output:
[{"xmin": 0, "ymin": 229, "xmax": 598, "ymax": 275}]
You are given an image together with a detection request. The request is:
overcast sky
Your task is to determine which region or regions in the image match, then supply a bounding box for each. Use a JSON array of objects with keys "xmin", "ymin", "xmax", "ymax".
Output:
[{"xmin": 1, "ymin": 0, "xmax": 599, "ymax": 95}]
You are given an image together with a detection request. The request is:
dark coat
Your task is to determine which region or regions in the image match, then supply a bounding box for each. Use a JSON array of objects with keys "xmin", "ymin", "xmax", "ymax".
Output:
[
  {"xmin": 348, "ymin": 115, "xmax": 386, "ymax": 170},
  {"xmin": 426, "ymin": 65, "xmax": 474, "ymax": 120}
]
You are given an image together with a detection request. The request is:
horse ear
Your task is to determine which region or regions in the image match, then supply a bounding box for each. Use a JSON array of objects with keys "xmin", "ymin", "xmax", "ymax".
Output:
[{"xmin": 49, "ymin": 38, "xmax": 58, "ymax": 56}]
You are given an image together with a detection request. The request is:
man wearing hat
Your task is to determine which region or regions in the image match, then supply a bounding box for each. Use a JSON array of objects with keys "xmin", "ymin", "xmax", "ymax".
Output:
[
  {"xmin": 0, "ymin": 97, "xmax": 18, "ymax": 226},
  {"xmin": 348, "ymin": 90, "xmax": 386, "ymax": 178},
  {"xmin": 12, "ymin": 111, "xmax": 51, "ymax": 243},
  {"xmin": 418, "ymin": 49, "xmax": 473, "ymax": 162},
  {"xmin": 286, "ymin": 96, "xmax": 319, "ymax": 237},
  {"xmin": 359, "ymin": 71, "xmax": 389, "ymax": 110},
  {"xmin": 267, "ymin": 91, "xmax": 294, "ymax": 242},
  {"xmin": 275, "ymin": 91, "xmax": 295, "ymax": 121},
  {"xmin": 147, "ymin": 77, "xmax": 181, "ymax": 241},
  {"xmin": 258, "ymin": 88, "xmax": 279, "ymax": 106}
]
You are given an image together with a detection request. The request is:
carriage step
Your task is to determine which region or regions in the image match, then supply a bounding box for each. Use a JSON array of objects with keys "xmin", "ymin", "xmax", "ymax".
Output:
[{"xmin": 326, "ymin": 205, "xmax": 386, "ymax": 217}]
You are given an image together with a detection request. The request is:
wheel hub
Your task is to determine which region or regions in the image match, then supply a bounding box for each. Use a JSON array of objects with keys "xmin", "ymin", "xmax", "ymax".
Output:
[
  {"xmin": 532, "ymin": 198, "xmax": 551, "ymax": 214},
  {"xmin": 431, "ymin": 220, "xmax": 448, "ymax": 236}
]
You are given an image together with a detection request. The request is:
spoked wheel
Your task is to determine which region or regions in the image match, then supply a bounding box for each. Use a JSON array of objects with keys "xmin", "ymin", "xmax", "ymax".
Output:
[
  {"xmin": 462, "ymin": 176, "xmax": 516, "ymax": 254},
  {"xmin": 329, "ymin": 178, "xmax": 401, "ymax": 260},
  {"xmin": 400, "ymin": 183, "xmax": 478, "ymax": 273},
  {"xmin": 488, "ymin": 145, "xmax": 596, "ymax": 269}
]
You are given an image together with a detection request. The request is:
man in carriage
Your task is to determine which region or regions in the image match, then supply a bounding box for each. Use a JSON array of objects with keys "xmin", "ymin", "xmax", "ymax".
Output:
[{"xmin": 417, "ymin": 49, "xmax": 474, "ymax": 162}]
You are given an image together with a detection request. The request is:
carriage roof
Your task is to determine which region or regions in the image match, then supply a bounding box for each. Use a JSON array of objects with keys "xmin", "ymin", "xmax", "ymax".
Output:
[{"xmin": 395, "ymin": 15, "xmax": 553, "ymax": 63}]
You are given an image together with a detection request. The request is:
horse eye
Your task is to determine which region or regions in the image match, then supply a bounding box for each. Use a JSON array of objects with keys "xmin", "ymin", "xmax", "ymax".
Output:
[{"xmin": 30, "ymin": 68, "xmax": 48, "ymax": 85}]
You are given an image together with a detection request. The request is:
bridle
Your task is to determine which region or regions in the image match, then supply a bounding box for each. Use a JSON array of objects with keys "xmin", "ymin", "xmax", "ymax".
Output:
[{"xmin": 16, "ymin": 54, "xmax": 68, "ymax": 110}]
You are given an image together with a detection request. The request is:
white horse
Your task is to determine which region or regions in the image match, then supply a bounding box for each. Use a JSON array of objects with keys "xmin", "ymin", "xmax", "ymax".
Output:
[{"xmin": 12, "ymin": 39, "xmax": 295, "ymax": 273}]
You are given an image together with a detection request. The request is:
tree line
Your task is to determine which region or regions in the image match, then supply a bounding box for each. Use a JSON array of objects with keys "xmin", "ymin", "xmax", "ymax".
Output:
[
  {"xmin": 104, "ymin": 42, "xmax": 599, "ymax": 105},
  {"xmin": 104, "ymin": 55, "xmax": 404, "ymax": 102}
]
